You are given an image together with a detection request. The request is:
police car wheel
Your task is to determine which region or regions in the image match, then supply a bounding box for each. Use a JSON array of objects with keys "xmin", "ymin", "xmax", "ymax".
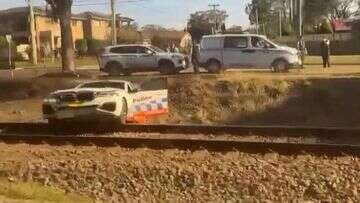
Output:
[{"xmin": 273, "ymin": 60, "xmax": 289, "ymax": 73}]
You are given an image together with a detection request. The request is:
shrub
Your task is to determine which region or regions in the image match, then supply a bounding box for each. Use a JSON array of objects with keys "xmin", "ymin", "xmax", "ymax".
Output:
[
  {"xmin": 318, "ymin": 20, "xmax": 333, "ymax": 34},
  {"xmin": 75, "ymin": 39, "xmax": 88, "ymax": 57},
  {"xmin": 117, "ymin": 29, "xmax": 142, "ymax": 44},
  {"xmin": 86, "ymin": 38, "xmax": 110, "ymax": 56},
  {"xmin": 151, "ymin": 35, "xmax": 180, "ymax": 50}
]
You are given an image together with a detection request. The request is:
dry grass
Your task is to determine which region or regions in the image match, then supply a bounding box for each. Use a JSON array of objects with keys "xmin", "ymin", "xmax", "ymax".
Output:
[
  {"xmin": 0, "ymin": 180, "xmax": 91, "ymax": 203},
  {"xmin": 305, "ymin": 55, "xmax": 360, "ymax": 65},
  {"xmin": 15, "ymin": 57, "xmax": 98, "ymax": 69},
  {"xmin": 168, "ymin": 75, "xmax": 360, "ymax": 127}
]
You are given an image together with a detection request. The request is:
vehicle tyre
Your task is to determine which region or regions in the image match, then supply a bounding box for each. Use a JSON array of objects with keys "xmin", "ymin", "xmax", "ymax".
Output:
[
  {"xmin": 206, "ymin": 60, "xmax": 222, "ymax": 73},
  {"xmin": 272, "ymin": 59, "xmax": 289, "ymax": 73},
  {"xmin": 106, "ymin": 62, "xmax": 122, "ymax": 76},
  {"xmin": 159, "ymin": 61, "xmax": 175, "ymax": 75},
  {"xmin": 118, "ymin": 98, "xmax": 128, "ymax": 125},
  {"xmin": 122, "ymin": 69, "xmax": 132, "ymax": 76}
]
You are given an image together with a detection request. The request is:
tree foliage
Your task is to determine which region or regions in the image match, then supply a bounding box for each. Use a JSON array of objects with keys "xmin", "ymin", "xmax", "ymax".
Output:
[{"xmin": 187, "ymin": 9, "xmax": 228, "ymax": 41}]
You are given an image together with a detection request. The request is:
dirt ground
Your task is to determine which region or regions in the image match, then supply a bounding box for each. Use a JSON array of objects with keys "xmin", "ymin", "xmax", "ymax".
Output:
[{"xmin": 0, "ymin": 143, "xmax": 357, "ymax": 202}]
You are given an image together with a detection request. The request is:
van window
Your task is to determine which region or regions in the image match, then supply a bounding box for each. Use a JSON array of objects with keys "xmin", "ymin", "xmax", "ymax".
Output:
[
  {"xmin": 251, "ymin": 37, "xmax": 275, "ymax": 49},
  {"xmin": 224, "ymin": 37, "xmax": 248, "ymax": 48},
  {"xmin": 201, "ymin": 38, "xmax": 222, "ymax": 50}
]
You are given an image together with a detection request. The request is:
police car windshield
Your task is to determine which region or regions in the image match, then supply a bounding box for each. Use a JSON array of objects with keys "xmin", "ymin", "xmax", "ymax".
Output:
[{"xmin": 78, "ymin": 82, "xmax": 125, "ymax": 89}]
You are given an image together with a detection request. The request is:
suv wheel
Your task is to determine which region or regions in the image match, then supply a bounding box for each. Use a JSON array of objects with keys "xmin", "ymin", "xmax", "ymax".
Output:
[
  {"xmin": 107, "ymin": 62, "xmax": 121, "ymax": 76},
  {"xmin": 122, "ymin": 69, "xmax": 132, "ymax": 76},
  {"xmin": 159, "ymin": 61, "xmax": 176, "ymax": 75},
  {"xmin": 206, "ymin": 60, "xmax": 222, "ymax": 73},
  {"xmin": 273, "ymin": 59, "xmax": 289, "ymax": 73}
]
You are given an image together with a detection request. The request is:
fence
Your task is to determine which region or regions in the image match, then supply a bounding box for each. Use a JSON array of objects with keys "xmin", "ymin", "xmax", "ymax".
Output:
[{"xmin": 274, "ymin": 33, "xmax": 360, "ymax": 55}]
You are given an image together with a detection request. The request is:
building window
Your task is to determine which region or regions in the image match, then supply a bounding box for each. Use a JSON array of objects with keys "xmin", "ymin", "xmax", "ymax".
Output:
[
  {"xmin": 94, "ymin": 21, "xmax": 100, "ymax": 27},
  {"xmin": 72, "ymin": 20, "xmax": 78, "ymax": 27}
]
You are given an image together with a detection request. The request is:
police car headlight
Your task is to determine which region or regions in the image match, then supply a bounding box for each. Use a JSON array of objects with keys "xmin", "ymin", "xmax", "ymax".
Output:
[{"xmin": 43, "ymin": 97, "xmax": 58, "ymax": 104}]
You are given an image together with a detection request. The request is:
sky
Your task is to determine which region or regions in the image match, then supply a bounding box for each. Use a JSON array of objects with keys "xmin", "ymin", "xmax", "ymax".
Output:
[{"xmin": 2, "ymin": 0, "xmax": 251, "ymax": 29}]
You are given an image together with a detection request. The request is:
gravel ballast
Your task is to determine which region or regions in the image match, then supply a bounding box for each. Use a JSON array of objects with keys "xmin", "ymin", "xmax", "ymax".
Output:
[{"xmin": 0, "ymin": 143, "xmax": 359, "ymax": 202}]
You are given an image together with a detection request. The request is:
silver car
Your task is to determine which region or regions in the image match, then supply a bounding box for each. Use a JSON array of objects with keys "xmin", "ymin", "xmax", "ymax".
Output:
[
  {"xmin": 198, "ymin": 34, "xmax": 302, "ymax": 73},
  {"xmin": 99, "ymin": 44, "xmax": 188, "ymax": 75}
]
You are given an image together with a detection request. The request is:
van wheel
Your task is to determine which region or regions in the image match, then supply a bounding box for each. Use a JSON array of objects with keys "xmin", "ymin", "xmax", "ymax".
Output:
[
  {"xmin": 159, "ymin": 61, "xmax": 175, "ymax": 75},
  {"xmin": 273, "ymin": 59, "xmax": 289, "ymax": 73},
  {"xmin": 107, "ymin": 62, "xmax": 121, "ymax": 76},
  {"xmin": 206, "ymin": 60, "xmax": 222, "ymax": 73},
  {"xmin": 118, "ymin": 98, "xmax": 128, "ymax": 125}
]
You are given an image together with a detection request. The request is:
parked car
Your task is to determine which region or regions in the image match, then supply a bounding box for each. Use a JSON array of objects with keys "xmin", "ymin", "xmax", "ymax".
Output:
[
  {"xmin": 198, "ymin": 34, "xmax": 302, "ymax": 73},
  {"xmin": 42, "ymin": 80, "xmax": 168, "ymax": 126},
  {"xmin": 99, "ymin": 44, "xmax": 189, "ymax": 75}
]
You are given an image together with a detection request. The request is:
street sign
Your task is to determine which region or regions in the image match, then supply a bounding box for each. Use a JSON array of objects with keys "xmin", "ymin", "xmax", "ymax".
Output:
[{"xmin": 5, "ymin": 35, "xmax": 12, "ymax": 43}]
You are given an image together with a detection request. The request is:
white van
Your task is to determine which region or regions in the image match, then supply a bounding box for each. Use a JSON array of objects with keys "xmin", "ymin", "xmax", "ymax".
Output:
[{"xmin": 198, "ymin": 34, "xmax": 302, "ymax": 73}]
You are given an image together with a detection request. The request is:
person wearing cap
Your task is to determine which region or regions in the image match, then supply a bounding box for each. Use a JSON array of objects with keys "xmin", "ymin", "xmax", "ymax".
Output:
[{"xmin": 321, "ymin": 38, "xmax": 331, "ymax": 68}]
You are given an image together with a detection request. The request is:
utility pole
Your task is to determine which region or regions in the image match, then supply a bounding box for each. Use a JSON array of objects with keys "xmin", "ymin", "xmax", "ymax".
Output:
[
  {"xmin": 27, "ymin": 0, "xmax": 37, "ymax": 65},
  {"xmin": 111, "ymin": 0, "xmax": 117, "ymax": 45},
  {"xmin": 298, "ymin": 0, "xmax": 303, "ymax": 37},
  {"xmin": 279, "ymin": 10, "xmax": 282, "ymax": 38},
  {"xmin": 208, "ymin": 3, "xmax": 220, "ymax": 34},
  {"xmin": 255, "ymin": 8, "xmax": 259, "ymax": 34}
]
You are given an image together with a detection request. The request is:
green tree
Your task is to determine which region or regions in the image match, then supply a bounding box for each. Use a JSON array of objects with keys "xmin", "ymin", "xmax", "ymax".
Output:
[
  {"xmin": 187, "ymin": 9, "xmax": 228, "ymax": 41},
  {"xmin": 45, "ymin": 0, "xmax": 75, "ymax": 73}
]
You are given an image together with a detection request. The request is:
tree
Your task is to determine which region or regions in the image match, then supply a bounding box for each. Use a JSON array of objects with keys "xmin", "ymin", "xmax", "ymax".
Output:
[
  {"xmin": 245, "ymin": 0, "xmax": 272, "ymax": 25},
  {"xmin": 187, "ymin": 9, "xmax": 228, "ymax": 41},
  {"xmin": 45, "ymin": 0, "xmax": 75, "ymax": 73},
  {"xmin": 331, "ymin": 0, "xmax": 358, "ymax": 19}
]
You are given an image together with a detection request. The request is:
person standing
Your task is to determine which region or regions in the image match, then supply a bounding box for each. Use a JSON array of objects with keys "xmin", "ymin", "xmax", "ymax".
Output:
[
  {"xmin": 321, "ymin": 38, "xmax": 331, "ymax": 68},
  {"xmin": 192, "ymin": 42, "xmax": 200, "ymax": 74},
  {"xmin": 297, "ymin": 35, "xmax": 307, "ymax": 68}
]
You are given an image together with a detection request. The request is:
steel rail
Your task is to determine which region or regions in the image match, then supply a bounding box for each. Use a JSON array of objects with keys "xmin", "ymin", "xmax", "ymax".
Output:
[
  {"xmin": 0, "ymin": 133, "xmax": 359, "ymax": 156},
  {"xmin": 0, "ymin": 123, "xmax": 360, "ymax": 140}
]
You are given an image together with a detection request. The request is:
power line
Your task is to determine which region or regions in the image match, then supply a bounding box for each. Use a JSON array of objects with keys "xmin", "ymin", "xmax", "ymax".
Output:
[{"xmin": 73, "ymin": 0, "xmax": 149, "ymax": 7}]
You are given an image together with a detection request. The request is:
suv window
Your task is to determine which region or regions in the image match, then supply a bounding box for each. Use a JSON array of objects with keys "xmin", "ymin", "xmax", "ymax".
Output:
[
  {"xmin": 137, "ymin": 46, "xmax": 148, "ymax": 54},
  {"xmin": 110, "ymin": 46, "xmax": 137, "ymax": 54},
  {"xmin": 224, "ymin": 37, "xmax": 248, "ymax": 48}
]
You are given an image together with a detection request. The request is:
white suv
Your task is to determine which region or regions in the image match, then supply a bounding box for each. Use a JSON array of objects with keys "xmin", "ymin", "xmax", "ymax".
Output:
[
  {"xmin": 198, "ymin": 34, "xmax": 302, "ymax": 73},
  {"xmin": 99, "ymin": 44, "xmax": 188, "ymax": 75}
]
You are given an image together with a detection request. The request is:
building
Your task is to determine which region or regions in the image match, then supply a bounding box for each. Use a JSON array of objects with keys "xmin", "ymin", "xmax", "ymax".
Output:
[
  {"xmin": 0, "ymin": 6, "xmax": 85, "ymax": 52},
  {"xmin": 78, "ymin": 12, "xmax": 134, "ymax": 41},
  {"xmin": 0, "ymin": 6, "xmax": 134, "ymax": 53}
]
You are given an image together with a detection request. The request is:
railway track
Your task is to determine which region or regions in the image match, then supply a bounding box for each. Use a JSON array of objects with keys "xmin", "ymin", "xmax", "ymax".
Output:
[{"xmin": 0, "ymin": 123, "xmax": 360, "ymax": 155}]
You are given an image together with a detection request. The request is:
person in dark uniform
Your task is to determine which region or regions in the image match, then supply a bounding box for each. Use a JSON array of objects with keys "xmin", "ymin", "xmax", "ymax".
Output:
[
  {"xmin": 321, "ymin": 38, "xmax": 331, "ymax": 68},
  {"xmin": 192, "ymin": 42, "xmax": 200, "ymax": 74},
  {"xmin": 297, "ymin": 35, "xmax": 307, "ymax": 68}
]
